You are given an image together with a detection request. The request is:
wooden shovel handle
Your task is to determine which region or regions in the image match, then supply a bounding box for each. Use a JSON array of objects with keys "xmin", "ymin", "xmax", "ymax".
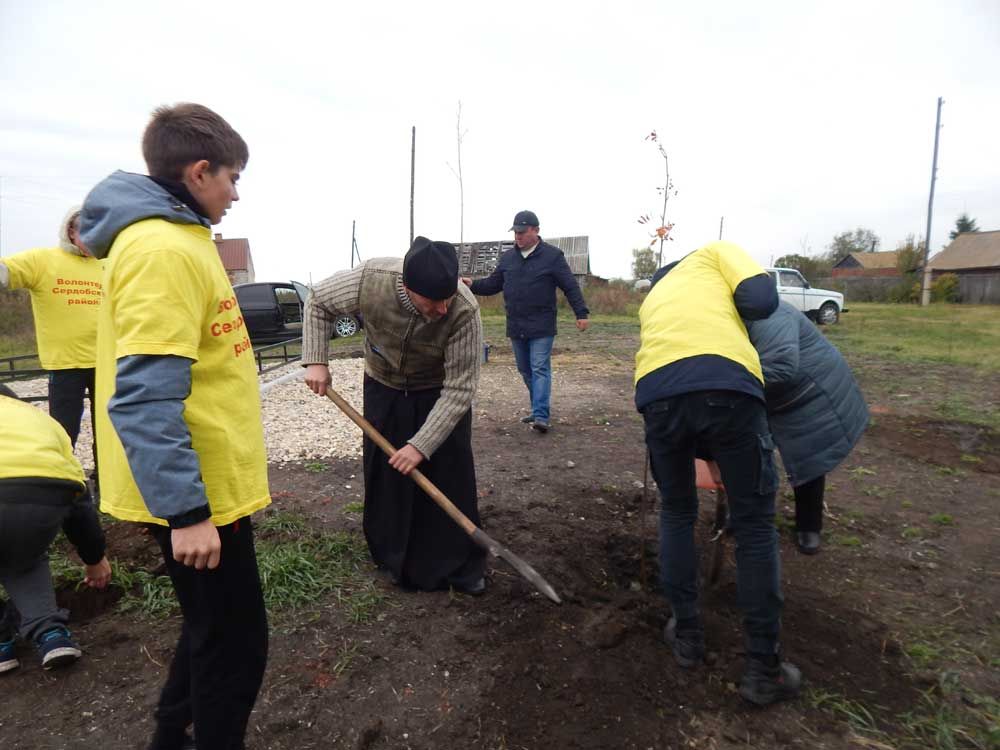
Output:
[{"xmin": 324, "ymin": 387, "xmax": 477, "ymax": 535}]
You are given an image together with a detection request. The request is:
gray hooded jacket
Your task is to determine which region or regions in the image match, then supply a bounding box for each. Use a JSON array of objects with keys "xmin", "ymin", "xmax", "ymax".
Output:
[{"xmin": 80, "ymin": 172, "xmax": 214, "ymax": 527}]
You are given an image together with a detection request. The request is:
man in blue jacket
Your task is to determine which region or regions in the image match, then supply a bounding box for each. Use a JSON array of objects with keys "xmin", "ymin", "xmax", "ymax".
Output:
[{"xmin": 462, "ymin": 210, "xmax": 589, "ymax": 433}]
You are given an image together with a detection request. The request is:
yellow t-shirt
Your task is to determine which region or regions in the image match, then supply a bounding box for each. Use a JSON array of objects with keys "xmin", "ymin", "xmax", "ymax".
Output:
[
  {"xmin": 2, "ymin": 247, "xmax": 104, "ymax": 369},
  {"xmin": 635, "ymin": 241, "xmax": 766, "ymax": 385},
  {"xmin": 95, "ymin": 218, "xmax": 270, "ymax": 526},
  {"xmin": 0, "ymin": 396, "xmax": 87, "ymax": 486}
]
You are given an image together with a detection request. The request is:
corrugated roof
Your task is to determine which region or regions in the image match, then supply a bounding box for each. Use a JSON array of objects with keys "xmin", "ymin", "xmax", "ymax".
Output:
[
  {"xmin": 928, "ymin": 231, "xmax": 1000, "ymax": 271},
  {"xmin": 835, "ymin": 250, "xmax": 900, "ymax": 270},
  {"xmin": 214, "ymin": 236, "xmax": 252, "ymax": 271}
]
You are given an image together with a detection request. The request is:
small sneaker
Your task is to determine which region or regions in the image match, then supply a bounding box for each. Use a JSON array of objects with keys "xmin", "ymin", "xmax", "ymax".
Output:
[
  {"xmin": 519, "ymin": 415, "xmax": 534, "ymax": 424},
  {"xmin": 531, "ymin": 420, "xmax": 549, "ymax": 434},
  {"xmin": 0, "ymin": 638, "xmax": 19, "ymax": 674},
  {"xmin": 663, "ymin": 616, "xmax": 705, "ymax": 668},
  {"xmin": 37, "ymin": 626, "xmax": 82, "ymax": 670},
  {"xmin": 739, "ymin": 656, "xmax": 802, "ymax": 706}
]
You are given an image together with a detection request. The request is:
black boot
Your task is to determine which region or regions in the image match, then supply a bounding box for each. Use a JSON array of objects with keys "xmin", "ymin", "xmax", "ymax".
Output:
[{"xmin": 739, "ymin": 655, "xmax": 802, "ymax": 706}]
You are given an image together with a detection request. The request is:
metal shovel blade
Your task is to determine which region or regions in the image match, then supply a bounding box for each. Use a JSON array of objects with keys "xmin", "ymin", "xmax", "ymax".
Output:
[{"xmin": 472, "ymin": 529, "xmax": 562, "ymax": 604}]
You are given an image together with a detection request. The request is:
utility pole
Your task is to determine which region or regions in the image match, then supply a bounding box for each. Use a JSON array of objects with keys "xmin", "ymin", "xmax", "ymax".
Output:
[
  {"xmin": 350, "ymin": 220, "xmax": 362, "ymax": 269},
  {"xmin": 718, "ymin": 216, "xmax": 724, "ymax": 241},
  {"xmin": 921, "ymin": 97, "xmax": 944, "ymax": 307},
  {"xmin": 409, "ymin": 126, "xmax": 416, "ymax": 247}
]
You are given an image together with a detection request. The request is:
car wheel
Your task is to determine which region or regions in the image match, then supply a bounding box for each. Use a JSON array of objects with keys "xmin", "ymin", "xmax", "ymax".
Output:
[
  {"xmin": 334, "ymin": 315, "xmax": 359, "ymax": 338},
  {"xmin": 817, "ymin": 302, "xmax": 839, "ymax": 325}
]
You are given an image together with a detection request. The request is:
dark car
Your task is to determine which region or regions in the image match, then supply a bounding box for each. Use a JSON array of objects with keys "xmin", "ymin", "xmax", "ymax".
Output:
[{"xmin": 234, "ymin": 281, "xmax": 360, "ymax": 345}]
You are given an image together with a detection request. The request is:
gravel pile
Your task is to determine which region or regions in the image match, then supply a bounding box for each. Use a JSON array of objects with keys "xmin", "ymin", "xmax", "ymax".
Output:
[{"xmin": 5, "ymin": 359, "xmax": 370, "ymax": 472}]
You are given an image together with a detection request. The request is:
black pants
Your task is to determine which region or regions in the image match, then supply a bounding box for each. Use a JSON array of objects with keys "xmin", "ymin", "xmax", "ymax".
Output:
[
  {"xmin": 362, "ymin": 376, "xmax": 485, "ymax": 591},
  {"xmin": 148, "ymin": 519, "xmax": 268, "ymax": 750},
  {"xmin": 48, "ymin": 368, "xmax": 98, "ymax": 484},
  {"xmin": 643, "ymin": 390, "xmax": 784, "ymax": 656},
  {"xmin": 794, "ymin": 475, "xmax": 825, "ymax": 533}
]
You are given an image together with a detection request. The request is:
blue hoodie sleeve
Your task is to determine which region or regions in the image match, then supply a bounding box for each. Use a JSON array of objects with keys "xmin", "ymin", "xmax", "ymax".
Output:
[
  {"xmin": 107, "ymin": 354, "xmax": 211, "ymax": 528},
  {"xmin": 733, "ymin": 273, "xmax": 779, "ymax": 321}
]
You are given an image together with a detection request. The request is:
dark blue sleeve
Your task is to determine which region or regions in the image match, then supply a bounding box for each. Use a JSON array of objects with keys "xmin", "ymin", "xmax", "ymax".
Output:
[
  {"xmin": 552, "ymin": 251, "xmax": 589, "ymax": 319},
  {"xmin": 107, "ymin": 354, "xmax": 211, "ymax": 528},
  {"xmin": 747, "ymin": 304, "xmax": 800, "ymax": 388},
  {"xmin": 469, "ymin": 255, "xmax": 507, "ymax": 296},
  {"xmin": 733, "ymin": 273, "xmax": 778, "ymax": 321}
]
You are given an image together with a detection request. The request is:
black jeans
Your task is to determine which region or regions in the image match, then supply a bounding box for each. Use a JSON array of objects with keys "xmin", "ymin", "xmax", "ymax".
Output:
[
  {"xmin": 794, "ymin": 475, "xmax": 825, "ymax": 533},
  {"xmin": 643, "ymin": 390, "xmax": 784, "ymax": 656},
  {"xmin": 148, "ymin": 518, "xmax": 268, "ymax": 750},
  {"xmin": 48, "ymin": 368, "xmax": 98, "ymax": 483}
]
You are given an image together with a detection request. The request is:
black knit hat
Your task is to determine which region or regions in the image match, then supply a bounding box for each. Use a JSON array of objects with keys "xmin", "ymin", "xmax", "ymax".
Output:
[{"xmin": 402, "ymin": 236, "xmax": 459, "ymax": 300}]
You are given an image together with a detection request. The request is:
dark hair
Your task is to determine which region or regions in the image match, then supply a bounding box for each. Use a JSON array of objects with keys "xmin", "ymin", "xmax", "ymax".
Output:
[{"xmin": 142, "ymin": 103, "xmax": 249, "ymax": 180}]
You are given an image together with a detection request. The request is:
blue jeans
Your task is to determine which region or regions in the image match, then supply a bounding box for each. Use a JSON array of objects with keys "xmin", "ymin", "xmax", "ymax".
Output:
[
  {"xmin": 643, "ymin": 390, "xmax": 783, "ymax": 656},
  {"xmin": 510, "ymin": 336, "xmax": 554, "ymax": 423}
]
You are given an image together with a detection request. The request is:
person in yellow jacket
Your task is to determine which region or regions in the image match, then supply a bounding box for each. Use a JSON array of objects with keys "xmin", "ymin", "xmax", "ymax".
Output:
[
  {"xmin": 79, "ymin": 103, "xmax": 269, "ymax": 750},
  {"xmin": 0, "ymin": 384, "xmax": 110, "ymax": 674},
  {"xmin": 0, "ymin": 207, "xmax": 104, "ymax": 487},
  {"xmin": 636, "ymin": 241, "xmax": 801, "ymax": 707}
]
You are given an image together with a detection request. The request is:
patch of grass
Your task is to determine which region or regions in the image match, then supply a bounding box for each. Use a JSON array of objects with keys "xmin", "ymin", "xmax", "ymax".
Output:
[
  {"xmin": 904, "ymin": 642, "xmax": 943, "ymax": 669},
  {"xmin": 825, "ymin": 303, "xmax": 1000, "ymax": 373},
  {"xmin": 304, "ymin": 461, "xmax": 329, "ymax": 473},
  {"xmin": 899, "ymin": 677, "xmax": 1000, "ymax": 750},
  {"xmin": 849, "ymin": 466, "xmax": 877, "ymax": 477},
  {"xmin": 844, "ymin": 509, "xmax": 867, "ymax": 520},
  {"xmin": 901, "ymin": 500, "xmax": 914, "ymax": 509},
  {"xmin": 834, "ymin": 535, "xmax": 863, "ymax": 548},
  {"xmin": 936, "ymin": 466, "xmax": 965, "ymax": 477},
  {"xmin": 256, "ymin": 529, "xmax": 383, "ymax": 622},
  {"xmin": 959, "ymin": 454, "xmax": 982, "ymax": 464},
  {"xmin": 343, "ymin": 501, "xmax": 364, "ymax": 514},
  {"xmin": 774, "ymin": 515, "xmax": 795, "ymax": 533},
  {"xmin": 807, "ymin": 689, "xmax": 885, "ymax": 738},
  {"xmin": 902, "ymin": 526, "xmax": 925, "ymax": 540},
  {"xmin": 929, "ymin": 513, "xmax": 955, "ymax": 526},
  {"xmin": 115, "ymin": 567, "xmax": 177, "ymax": 619},
  {"xmin": 257, "ymin": 509, "xmax": 309, "ymax": 535}
]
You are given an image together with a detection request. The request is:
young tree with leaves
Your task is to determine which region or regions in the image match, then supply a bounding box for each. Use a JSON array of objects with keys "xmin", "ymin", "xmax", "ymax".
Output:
[{"xmin": 631, "ymin": 247, "xmax": 658, "ymax": 279}]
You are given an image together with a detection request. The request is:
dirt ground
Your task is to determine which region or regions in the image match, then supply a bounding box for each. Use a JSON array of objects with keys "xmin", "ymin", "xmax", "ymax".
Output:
[{"xmin": 1, "ymin": 325, "xmax": 998, "ymax": 750}]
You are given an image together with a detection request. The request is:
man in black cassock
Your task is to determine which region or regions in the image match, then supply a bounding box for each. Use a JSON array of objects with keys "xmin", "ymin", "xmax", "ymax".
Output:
[{"xmin": 302, "ymin": 237, "xmax": 486, "ymax": 594}]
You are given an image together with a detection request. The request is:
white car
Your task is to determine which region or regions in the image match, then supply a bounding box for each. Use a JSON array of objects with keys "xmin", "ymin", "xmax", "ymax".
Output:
[{"xmin": 765, "ymin": 268, "xmax": 846, "ymax": 325}]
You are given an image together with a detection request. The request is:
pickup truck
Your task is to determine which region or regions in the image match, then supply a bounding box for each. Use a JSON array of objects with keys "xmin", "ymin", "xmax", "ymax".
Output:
[
  {"xmin": 233, "ymin": 281, "xmax": 361, "ymax": 345},
  {"xmin": 765, "ymin": 268, "xmax": 846, "ymax": 325}
]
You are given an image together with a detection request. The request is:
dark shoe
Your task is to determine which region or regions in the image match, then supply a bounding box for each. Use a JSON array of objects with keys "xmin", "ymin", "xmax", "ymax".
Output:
[
  {"xmin": 796, "ymin": 531, "xmax": 821, "ymax": 555},
  {"xmin": 0, "ymin": 638, "xmax": 18, "ymax": 674},
  {"xmin": 663, "ymin": 616, "xmax": 705, "ymax": 668},
  {"xmin": 520, "ymin": 415, "xmax": 534, "ymax": 424},
  {"xmin": 451, "ymin": 577, "xmax": 486, "ymax": 596},
  {"xmin": 148, "ymin": 725, "xmax": 194, "ymax": 750},
  {"xmin": 531, "ymin": 420, "xmax": 549, "ymax": 434},
  {"xmin": 37, "ymin": 626, "xmax": 81, "ymax": 670},
  {"xmin": 739, "ymin": 657, "xmax": 802, "ymax": 706}
]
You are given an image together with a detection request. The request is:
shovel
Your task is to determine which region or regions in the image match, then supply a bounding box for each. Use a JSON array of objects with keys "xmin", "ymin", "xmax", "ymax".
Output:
[{"xmin": 323, "ymin": 386, "xmax": 562, "ymax": 604}]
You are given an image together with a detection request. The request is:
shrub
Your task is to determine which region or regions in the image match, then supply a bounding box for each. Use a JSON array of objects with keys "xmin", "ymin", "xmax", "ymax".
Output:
[{"xmin": 931, "ymin": 273, "xmax": 960, "ymax": 303}]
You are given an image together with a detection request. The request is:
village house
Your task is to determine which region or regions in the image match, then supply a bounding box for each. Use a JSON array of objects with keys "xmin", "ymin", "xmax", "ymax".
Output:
[{"xmin": 213, "ymin": 233, "xmax": 255, "ymax": 284}]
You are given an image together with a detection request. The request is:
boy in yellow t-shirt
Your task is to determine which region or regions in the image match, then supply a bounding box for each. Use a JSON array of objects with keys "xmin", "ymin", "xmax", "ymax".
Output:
[
  {"xmin": 79, "ymin": 103, "xmax": 269, "ymax": 750},
  {"xmin": 0, "ymin": 207, "xmax": 103, "ymax": 486},
  {"xmin": 0, "ymin": 384, "xmax": 111, "ymax": 674}
]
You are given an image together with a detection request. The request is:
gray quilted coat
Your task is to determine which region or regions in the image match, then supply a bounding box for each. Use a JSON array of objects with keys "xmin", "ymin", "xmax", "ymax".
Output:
[{"xmin": 746, "ymin": 301, "xmax": 869, "ymax": 486}]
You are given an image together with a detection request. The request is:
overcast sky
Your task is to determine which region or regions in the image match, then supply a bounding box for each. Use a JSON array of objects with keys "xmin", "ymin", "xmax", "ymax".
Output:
[{"xmin": 2, "ymin": 0, "xmax": 998, "ymax": 283}]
